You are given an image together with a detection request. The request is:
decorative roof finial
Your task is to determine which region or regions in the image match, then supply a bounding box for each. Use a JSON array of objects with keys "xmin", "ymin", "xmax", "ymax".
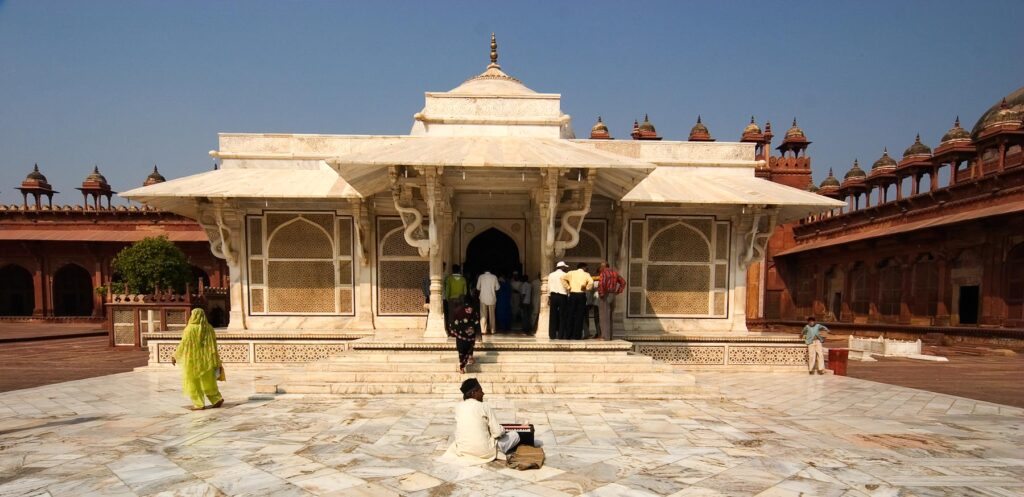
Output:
[
  {"xmin": 954, "ymin": 116, "xmax": 960, "ymax": 127},
  {"xmin": 697, "ymin": 114, "xmax": 702, "ymax": 123},
  {"xmin": 750, "ymin": 115, "xmax": 756, "ymax": 124},
  {"xmin": 792, "ymin": 117, "xmax": 798, "ymax": 126},
  {"xmin": 489, "ymin": 33, "xmax": 498, "ymax": 67}
]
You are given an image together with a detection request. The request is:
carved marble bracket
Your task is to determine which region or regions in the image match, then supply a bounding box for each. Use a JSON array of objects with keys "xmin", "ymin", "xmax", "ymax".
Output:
[
  {"xmin": 540, "ymin": 169, "xmax": 561, "ymax": 255},
  {"xmin": 388, "ymin": 166, "xmax": 439, "ymax": 258},
  {"xmin": 740, "ymin": 205, "xmax": 779, "ymax": 269},
  {"xmin": 348, "ymin": 198, "xmax": 371, "ymax": 266},
  {"xmin": 553, "ymin": 168, "xmax": 596, "ymax": 258},
  {"xmin": 196, "ymin": 200, "xmax": 240, "ymax": 265}
]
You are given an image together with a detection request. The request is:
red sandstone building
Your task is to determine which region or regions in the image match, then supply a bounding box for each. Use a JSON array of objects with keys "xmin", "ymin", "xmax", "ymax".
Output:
[
  {"xmin": 0, "ymin": 166, "xmax": 228, "ymax": 321},
  {"xmin": 755, "ymin": 87, "xmax": 1024, "ymax": 332}
]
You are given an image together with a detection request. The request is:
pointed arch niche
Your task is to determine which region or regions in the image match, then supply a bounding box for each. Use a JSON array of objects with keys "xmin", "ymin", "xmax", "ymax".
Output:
[
  {"xmin": 627, "ymin": 215, "xmax": 730, "ymax": 318},
  {"xmin": 245, "ymin": 212, "xmax": 355, "ymax": 316}
]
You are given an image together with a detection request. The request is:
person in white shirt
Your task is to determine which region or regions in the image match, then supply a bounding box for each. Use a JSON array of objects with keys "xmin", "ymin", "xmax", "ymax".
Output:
[
  {"xmin": 518, "ymin": 275, "xmax": 532, "ymax": 333},
  {"xmin": 546, "ymin": 262, "xmax": 570, "ymax": 339},
  {"xmin": 444, "ymin": 378, "xmax": 520, "ymax": 465},
  {"xmin": 475, "ymin": 270, "xmax": 500, "ymax": 334}
]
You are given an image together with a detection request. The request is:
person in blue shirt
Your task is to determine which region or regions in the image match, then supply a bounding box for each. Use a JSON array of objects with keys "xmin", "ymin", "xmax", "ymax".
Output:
[{"xmin": 801, "ymin": 316, "xmax": 829, "ymax": 375}]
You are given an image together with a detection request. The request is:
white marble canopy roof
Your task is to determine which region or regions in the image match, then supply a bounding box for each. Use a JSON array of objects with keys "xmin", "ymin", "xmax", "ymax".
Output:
[
  {"xmin": 121, "ymin": 163, "xmax": 359, "ymax": 217},
  {"xmin": 621, "ymin": 166, "xmax": 845, "ymax": 222},
  {"xmin": 328, "ymin": 136, "xmax": 656, "ymax": 198}
]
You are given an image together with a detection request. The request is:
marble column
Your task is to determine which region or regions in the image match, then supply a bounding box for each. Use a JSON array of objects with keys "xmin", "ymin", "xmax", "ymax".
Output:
[
  {"xmin": 423, "ymin": 167, "xmax": 446, "ymax": 338},
  {"xmin": 533, "ymin": 169, "xmax": 559, "ymax": 341}
]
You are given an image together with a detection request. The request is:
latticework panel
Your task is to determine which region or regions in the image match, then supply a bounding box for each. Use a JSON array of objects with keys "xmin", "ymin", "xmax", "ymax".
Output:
[
  {"xmin": 715, "ymin": 263, "xmax": 728, "ymax": 288},
  {"xmin": 250, "ymin": 288, "xmax": 265, "ymax": 313},
  {"xmin": 248, "ymin": 218, "xmax": 263, "ymax": 256},
  {"xmin": 647, "ymin": 217, "xmax": 676, "ymax": 237},
  {"xmin": 337, "ymin": 219, "xmax": 352, "ymax": 257},
  {"xmin": 630, "ymin": 221, "xmax": 644, "ymax": 258},
  {"xmin": 338, "ymin": 288, "xmax": 353, "ymax": 314},
  {"xmin": 266, "ymin": 213, "xmax": 293, "ymax": 236},
  {"xmin": 254, "ymin": 344, "xmax": 348, "ymax": 363},
  {"xmin": 379, "ymin": 260, "xmax": 429, "ymax": 314},
  {"xmin": 267, "ymin": 260, "xmax": 335, "ymax": 313},
  {"xmin": 584, "ymin": 220, "xmax": 607, "ymax": 242},
  {"xmin": 645, "ymin": 265, "xmax": 710, "ymax": 315},
  {"xmin": 113, "ymin": 325, "xmax": 135, "ymax": 346},
  {"xmin": 303, "ymin": 213, "xmax": 334, "ymax": 235},
  {"xmin": 714, "ymin": 292, "xmax": 726, "ymax": 316},
  {"xmin": 113, "ymin": 309, "xmax": 133, "ymax": 325},
  {"xmin": 649, "ymin": 224, "xmax": 710, "ymax": 262},
  {"xmin": 728, "ymin": 346, "xmax": 806, "ymax": 366},
  {"xmin": 249, "ymin": 260, "xmax": 264, "ymax": 285},
  {"xmin": 381, "ymin": 229, "xmax": 421, "ymax": 257},
  {"xmin": 165, "ymin": 310, "xmax": 188, "ymax": 330},
  {"xmin": 635, "ymin": 345, "xmax": 725, "ymax": 365},
  {"xmin": 629, "ymin": 291, "xmax": 643, "ymax": 315},
  {"xmin": 629, "ymin": 263, "xmax": 643, "ymax": 287},
  {"xmin": 338, "ymin": 261, "xmax": 353, "ymax": 285},
  {"xmin": 715, "ymin": 223, "xmax": 729, "ymax": 260},
  {"xmin": 565, "ymin": 231, "xmax": 603, "ymax": 260},
  {"xmin": 268, "ymin": 220, "xmax": 333, "ymax": 259}
]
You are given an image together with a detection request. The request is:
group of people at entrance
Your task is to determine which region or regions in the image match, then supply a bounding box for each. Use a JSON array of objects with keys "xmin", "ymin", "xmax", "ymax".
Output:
[
  {"xmin": 547, "ymin": 261, "xmax": 626, "ymax": 341},
  {"xmin": 426, "ymin": 264, "xmax": 538, "ymax": 335}
]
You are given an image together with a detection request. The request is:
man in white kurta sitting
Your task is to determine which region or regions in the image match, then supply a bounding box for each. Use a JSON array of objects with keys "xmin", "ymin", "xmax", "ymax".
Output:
[{"xmin": 445, "ymin": 378, "xmax": 519, "ymax": 465}]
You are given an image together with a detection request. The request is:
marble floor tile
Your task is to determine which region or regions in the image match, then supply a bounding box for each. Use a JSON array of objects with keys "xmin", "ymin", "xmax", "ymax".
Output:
[{"xmin": 0, "ymin": 369, "xmax": 1021, "ymax": 496}]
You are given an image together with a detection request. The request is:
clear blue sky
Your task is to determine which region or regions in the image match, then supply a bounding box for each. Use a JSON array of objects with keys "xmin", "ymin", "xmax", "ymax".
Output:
[{"xmin": 1, "ymin": 1, "xmax": 1022, "ymax": 201}]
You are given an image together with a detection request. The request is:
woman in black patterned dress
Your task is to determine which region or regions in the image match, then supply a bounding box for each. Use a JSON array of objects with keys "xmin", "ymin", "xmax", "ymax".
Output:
[{"xmin": 450, "ymin": 303, "xmax": 479, "ymax": 373}]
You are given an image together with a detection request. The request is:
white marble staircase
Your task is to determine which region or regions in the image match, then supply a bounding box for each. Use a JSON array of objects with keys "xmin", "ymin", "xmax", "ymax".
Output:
[{"xmin": 255, "ymin": 338, "xmax": 701, "ymax": 399}]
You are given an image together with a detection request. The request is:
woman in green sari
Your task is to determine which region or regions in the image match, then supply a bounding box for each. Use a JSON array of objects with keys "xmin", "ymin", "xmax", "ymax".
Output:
[{"xmin": 171, "ymin": 308, "xmax": 224, "ymax": 410}]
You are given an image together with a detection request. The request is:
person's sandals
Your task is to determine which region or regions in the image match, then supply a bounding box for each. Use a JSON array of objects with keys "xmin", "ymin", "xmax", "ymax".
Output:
[
  {"xmin": 210, "ymin": 399, "xmax": 225, "ymax": 409},
  {"xmin": 189, "ymin": 406, "xmax": 205, "ymax": 411}
]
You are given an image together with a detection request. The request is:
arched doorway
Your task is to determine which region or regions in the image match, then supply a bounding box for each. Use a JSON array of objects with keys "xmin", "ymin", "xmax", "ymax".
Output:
[
  {"xmin": 53, "ymin": 264, "xmax": 94, "ymax": 316},
  {"xmin": 190, "ymin": 265, "xmax": 211, "ymax": 288},
  {"xmin": 464, "ymin": 228, "xmax": 521, "ymax": 283},
  {"xmin": 0, "ymin": 264, "xmax": 34, "ymax": 316}
]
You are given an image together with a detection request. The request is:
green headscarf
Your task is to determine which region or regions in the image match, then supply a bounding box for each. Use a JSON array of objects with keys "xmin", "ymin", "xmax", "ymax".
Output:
[{"xmin": 174, "ymin": 308, "xmax": 220, "ymax": 378}]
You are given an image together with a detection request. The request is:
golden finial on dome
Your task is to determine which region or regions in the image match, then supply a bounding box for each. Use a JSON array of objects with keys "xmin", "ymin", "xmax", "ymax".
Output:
[{"xmin": 489, "ymin": 33, "xmax": 498, "ymax": 67}]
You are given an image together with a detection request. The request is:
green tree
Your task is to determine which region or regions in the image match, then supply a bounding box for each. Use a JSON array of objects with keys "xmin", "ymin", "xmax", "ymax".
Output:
[{"xmin": 112, "ymin": 236, "xmax": 192, "ymax": 294}]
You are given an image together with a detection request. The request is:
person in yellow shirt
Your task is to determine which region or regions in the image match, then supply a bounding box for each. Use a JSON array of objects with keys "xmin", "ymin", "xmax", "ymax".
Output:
[{"xmin": 561, "ymin": 262, "xmax": 594, "ymax": 340}]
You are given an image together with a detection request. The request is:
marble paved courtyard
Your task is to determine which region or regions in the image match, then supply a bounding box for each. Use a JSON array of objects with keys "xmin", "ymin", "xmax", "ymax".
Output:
[{"xmin": 1, "ymin": 369, "xmax": 1022, "ymax": 497}]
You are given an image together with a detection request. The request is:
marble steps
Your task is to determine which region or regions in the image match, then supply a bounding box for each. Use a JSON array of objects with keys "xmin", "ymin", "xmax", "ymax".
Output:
[
  {"xmin": 322, "ymin": 351, "xmax": 658, "ymax": 364},
  {"xmin": 309, "ymin": 361, "xmax": 674, "ymax": 373},
  {"xmin": 277, "ymin": 371, "xmax": 684, "ymax": 385},
  {"xmin": 271, "ymin": 381, "xmax": 698, "ymax": 397},
  {"xmin": 262, "ymin": 346, "xmax": 699, "ymax": 398}
]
